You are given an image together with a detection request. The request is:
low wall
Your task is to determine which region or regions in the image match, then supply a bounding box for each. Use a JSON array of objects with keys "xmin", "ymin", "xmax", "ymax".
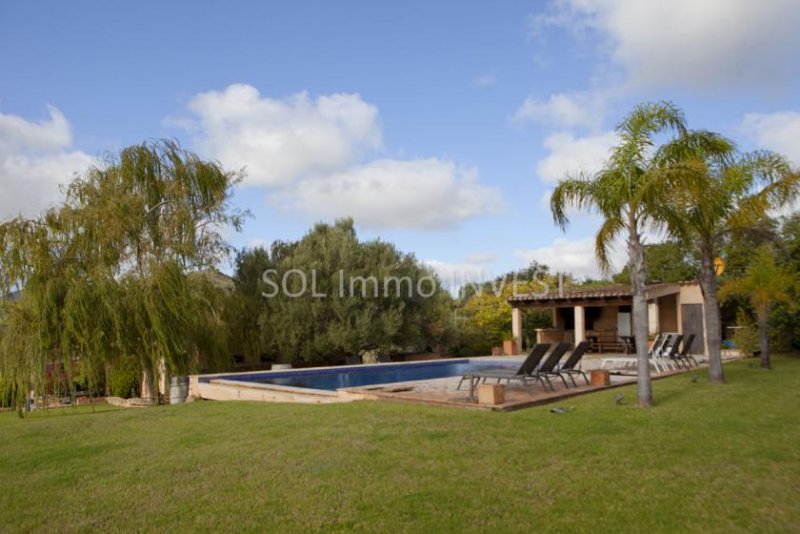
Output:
[{"xmin": 190, "ymin": 377, "xmax": 360, "ymax": 404}]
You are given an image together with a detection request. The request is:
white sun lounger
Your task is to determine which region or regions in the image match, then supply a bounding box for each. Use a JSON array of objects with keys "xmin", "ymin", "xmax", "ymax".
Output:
[{"xmin": 601, "ymin": 333, "xmax": 681, "ymax": 373}]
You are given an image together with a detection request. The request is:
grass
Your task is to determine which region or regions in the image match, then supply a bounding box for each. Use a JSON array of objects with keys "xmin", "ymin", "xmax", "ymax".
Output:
[{"xmin": 1, "ymin": 357, "xmax": 799, "ymax": 533}]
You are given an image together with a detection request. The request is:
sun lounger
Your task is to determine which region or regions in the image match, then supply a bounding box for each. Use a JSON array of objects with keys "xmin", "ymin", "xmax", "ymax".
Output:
[
  {"xmin": 531, "ymin": 342, "xmax": 574, "ymax": 390},
  {"xmin": 600, "ymin": 333, "xmax": 679, "ymax": 373},
  {"xmin": 675, "ymin": 334, "xmax": 698, "ymax": 367},
  {"xmin": 554, "ymin": 341, "xmax": 592, "ymax": 386},
  {"xmin": 457, "ymin": 343, "xmax": 551, "ymax": 397},
  {"xmin": 656, "ymin": 334, "xmax": 683, "ymax": 371}
]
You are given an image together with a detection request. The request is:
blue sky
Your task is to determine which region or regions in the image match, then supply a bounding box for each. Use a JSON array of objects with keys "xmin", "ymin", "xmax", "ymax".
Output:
[{"xmin": 2, "ymin": 1, "xmax": 799, "ymax": 284}]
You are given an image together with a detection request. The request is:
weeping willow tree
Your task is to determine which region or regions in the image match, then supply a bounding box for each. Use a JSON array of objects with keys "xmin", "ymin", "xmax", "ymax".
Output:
[{"xmin": 0, "ymin": 140, "xmax": 244, "ymax": 413}]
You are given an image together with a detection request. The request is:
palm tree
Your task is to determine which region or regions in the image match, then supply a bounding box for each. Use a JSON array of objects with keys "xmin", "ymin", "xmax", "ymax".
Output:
[
  {"xmin": 719, "ymin": 246, "xmax": 797, "ymax": 368},
  {"xmin": 550, "ymin": 101, "xmax": 690, "ymax": 407},
  {"xmin": 660, "ymin": 146, "xmax": 798, "ymax": 382}
]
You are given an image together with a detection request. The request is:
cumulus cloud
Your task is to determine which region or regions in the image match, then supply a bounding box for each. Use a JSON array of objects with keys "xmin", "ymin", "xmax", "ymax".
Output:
[
  {"xmin": 278, "ymin": 158, "xmax": 504, "ymax": 230},
  {"xmin": 172, "ymin": 84, "xmax": 502, "ymax": 229},
  {"xmin": 741, "ymin": 111, "xmax": 800, "ymax": 165},
  {"xmin": 0, "ymin": 107, "xmax": 94, "ymax": 219},
  {"xmin": 424, "ymin": 259, "xmax": 494, "ymax": 290},
  {"xmin": 536, "ymin": 131, "xmax": 617, "ymax": 183},
  {"xmin": 178, "ymin": 84, "xmax": 382, "ymax": 186},
  {"xmin": 534, "ymin": 0, "xmax": 800, "ymax": 90},
  {"xmin": 514, "ymin": 90, "xmax": 608, "ymax": 129},
  {"xmin": 514, "ymin": 236, "xmax": 626, "ymax": 279},
  {"xmin": 740, "ymin": 111, "xmax": 800, "ymax": 215}
]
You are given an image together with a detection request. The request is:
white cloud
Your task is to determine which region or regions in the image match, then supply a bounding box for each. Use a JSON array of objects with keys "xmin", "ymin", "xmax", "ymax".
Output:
[
  {"xmin": 172, "ymin": 84, "xmax": 502, "ymax": 230},
  {"xmin": 514, "ymin": 236, "xmax": 626, "ymax": 279},
  {"xmin": 536, "ymin": 131, "xmax": 617, "ymax": 183},
  {"xmin": 472, "ymin": 74, "xmax": 497, "ymax": 87},
  {"xmin": 740, "ymin": 111, "xmax": 800, "ymax": 215},
  {"xmin": 424, "ymin": 259, "xmax": 494, "ymax": 290},
  {"xmin": 535, "ymin": 0, "xmax": 800, "ymax": 90},
  {"xmin": 179, "ymin": 84, "xmax": 382, "ymax": 186},
  {"xmin": 0, "ymin": 107, "xmax": 94, "ymax": 219},
  {"xmin": 278, "ymin": 158, "xmax": 504, "ymax": 230},
  {"xmin": 741, "ymin": 111, "xmax": 800, "ymax": 165},
  {"xmin": 514, "ymin": 90, "xmax": 607, "ymax": 129},
  {"xmin": 462, "ymin": 252, "xmax": 497, "ymax": 265}
]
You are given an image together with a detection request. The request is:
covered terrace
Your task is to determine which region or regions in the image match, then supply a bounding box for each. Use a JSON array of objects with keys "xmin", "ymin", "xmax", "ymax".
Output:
[{"xmin": 508, "ymin": 282, "xmax": 707, "ymax": 355}]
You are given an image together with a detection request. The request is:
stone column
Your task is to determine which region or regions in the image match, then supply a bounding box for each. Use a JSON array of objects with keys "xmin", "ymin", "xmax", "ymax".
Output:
[
  {"xmin": 511, "ymin": 307, "xmax": 523, "ymax": 353},
  {"xmin": 648, "ymin": 300, "xmax": 660, "ymax": 335},
  {"xmin": 574, "ymin": 305, "xmax": 586, "ymax": 343}
]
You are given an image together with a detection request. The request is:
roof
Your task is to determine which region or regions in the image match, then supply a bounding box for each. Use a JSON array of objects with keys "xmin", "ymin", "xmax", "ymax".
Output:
[
  {"xmin": 509, "ymin": 281, "xmax": 697, "ymax": 307},
  {"xmin": 509, "ymin": 284, "xmax": 633, "ymax": 302}
]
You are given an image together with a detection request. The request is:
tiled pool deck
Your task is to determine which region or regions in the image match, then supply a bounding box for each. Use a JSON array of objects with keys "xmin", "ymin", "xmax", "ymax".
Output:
[{"xmin": 340, "ymin": 354, "xmax": 715, "ymax": 411}]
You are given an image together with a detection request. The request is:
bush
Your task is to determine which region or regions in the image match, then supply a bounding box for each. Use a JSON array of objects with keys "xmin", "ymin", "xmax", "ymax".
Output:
[
  {"xmin": 106, "ymin": 359, "xmax": 141, "ymax": 398},
  {"xmin": 732, "ymin": 311, "xmax": 759, "ymax": 357}
]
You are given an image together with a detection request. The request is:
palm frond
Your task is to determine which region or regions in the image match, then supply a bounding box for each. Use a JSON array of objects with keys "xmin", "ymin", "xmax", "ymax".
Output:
[
  {"xmin": 549, "ymin": 175, "xmax": 598, "ymax": 230},
  {"xmin": 595, "ymin": 215, "xmax": 624, "ymax": 273}
]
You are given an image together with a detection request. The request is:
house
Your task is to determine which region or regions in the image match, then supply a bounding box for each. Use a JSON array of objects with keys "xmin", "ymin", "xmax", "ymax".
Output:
[{"xmin": 508, "ymin": 281, "xmax": 707, "ymax": 354}]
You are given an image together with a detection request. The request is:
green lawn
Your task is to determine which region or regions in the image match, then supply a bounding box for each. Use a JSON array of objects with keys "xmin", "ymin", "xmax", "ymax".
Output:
[{"xmin": 1, "ymin": 357, "xmax": 799, "ymax": 533}]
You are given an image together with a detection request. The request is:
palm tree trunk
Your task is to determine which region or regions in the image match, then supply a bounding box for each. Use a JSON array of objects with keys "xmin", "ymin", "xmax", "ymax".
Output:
[
  {"xmin": 629, "ymin": 228, "xmax": 652, "ymax": 407},
  {"xmin": 757, "ymin": 309, "xmax": 770, "ymax": 369},
  {"xmin": 699, "ymin": 246, "xmax": 725, "ymax": 384}
]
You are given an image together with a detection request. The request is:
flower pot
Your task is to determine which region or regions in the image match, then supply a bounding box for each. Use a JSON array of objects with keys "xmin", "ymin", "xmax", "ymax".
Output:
[
  {"xmin": 169, "ymin": 376, "xmax": 189, "ymax": 404},
  {"xmin": 502, "ymin": 339, "xmax": 518, "ymax": 356}
]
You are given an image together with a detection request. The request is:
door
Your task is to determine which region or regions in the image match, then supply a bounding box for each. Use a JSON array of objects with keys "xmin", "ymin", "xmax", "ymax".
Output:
[{"xmin": 681, "ymin": 304, "xmax": 705, "ymax": 355}]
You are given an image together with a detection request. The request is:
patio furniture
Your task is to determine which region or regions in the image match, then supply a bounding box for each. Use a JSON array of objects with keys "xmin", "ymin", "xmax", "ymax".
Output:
[
  {"xmin": 663, "ymin": 334, "xmax": 684, "ymax": 370},
  {"xmin": 456, "ymin": 343, "xmax": 550, "ymax": 396},
  {"xmin": 529, "ymin": 342, "xmax": 573, "ymax": 391},
  {"xmin": 458, "ymin": 343, "xmax": 552, "ymax": 398},
  {"xmin": 644, "ymin": 333, "xmax": 682, "ymax": 372},
  {"xmin": 588, "ymin": 329, "xmax": 628, "ymax": 353},
  {"xmin": 676, "ymin": 334, "xmax": 698, "ymax": 367},
  {"xmin": 600, "ymin": 333, "xmax": 679, "ymax": 373},
  {"xmin": 555, "ymin": 341, "xmax": 592, "ymax": 386}
]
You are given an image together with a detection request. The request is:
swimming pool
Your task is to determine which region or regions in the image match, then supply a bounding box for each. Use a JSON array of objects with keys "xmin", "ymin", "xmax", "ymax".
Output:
[{"xmin": 203, "ymin": 359, "xmax": 517, "ymax": 391}]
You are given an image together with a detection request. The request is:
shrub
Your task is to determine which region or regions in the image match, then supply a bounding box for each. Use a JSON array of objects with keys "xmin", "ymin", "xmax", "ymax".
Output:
[
  {"xmin": 732, "ymin": 311, "xmax": 759, "ymax": 357},
  {"xmin": 106, "ymin": 358, "xmax": 141, "ymax": 398}
]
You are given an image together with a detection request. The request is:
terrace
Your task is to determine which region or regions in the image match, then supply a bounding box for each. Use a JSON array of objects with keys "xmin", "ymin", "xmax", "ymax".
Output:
[
  {"xmin": 509, "ymin": 281, "xmax": 707, "ymax": 355},
  {"xmin": 190, "ymin": 348, "xmax": 738, "ymax": 411}
]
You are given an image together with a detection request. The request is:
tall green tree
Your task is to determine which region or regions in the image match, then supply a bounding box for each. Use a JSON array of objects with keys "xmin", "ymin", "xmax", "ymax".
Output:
[
  {"xmin": 662, "ymin": 142, "xmax": 798, "ymax": 383},
  {"xmin": 0, "ymin": 140, "xmax": 243, "ymax": 410},
  {"xmin": 234, "ymin": 219, "xmax": 453, "ymax": 366},
  {"xmin": 551, "ymin": 101, "xmax": 691, "ymax": 407},
  {"xmin": 613, "ymin": 240, "xmax": 696, "ymax": 284},
  {"xmin": 719, "ymin": 246, "xmax": 797, "ymax": 368}
]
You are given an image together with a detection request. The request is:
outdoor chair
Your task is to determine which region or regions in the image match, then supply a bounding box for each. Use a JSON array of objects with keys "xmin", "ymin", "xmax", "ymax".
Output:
[
  {"xmin": 649, "ymin": 333, "xmax": 669, "ymax": 358},
  {"xmin": 600, "ymin": 333, "xmax": 678, "ymax": 373},
  {"xmin": 527, "ymin": 342, "xmax": 572, "ymax": 391},
  {"xmin": 674, "ymin": 334, "xmax": 697, "ymax": 368},
  {"xmin": 457, "ymin": 343, "xmax": 551, "ymax": 396},
  {"xmin": 661, "ymin": 334, "xmax": 684, "ymax": 371},
  {"xmin": 554, "ymin": 340, "xmax": 592, "ymax": 386}
]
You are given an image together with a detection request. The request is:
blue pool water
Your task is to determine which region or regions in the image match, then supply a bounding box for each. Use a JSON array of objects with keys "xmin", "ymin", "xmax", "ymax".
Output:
[{"xmin": 212, "ymin": 359, "xmax": 516, "ymax": 391}]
